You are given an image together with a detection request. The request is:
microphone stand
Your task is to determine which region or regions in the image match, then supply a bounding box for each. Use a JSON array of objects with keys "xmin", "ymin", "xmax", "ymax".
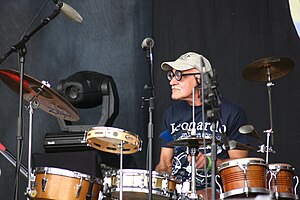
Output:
[
  {"xmin": 141, "ymin": 46, "xmax": 155, "ymax": 200},
  {"xmin": 0, "ymin": 8, "xmax": 62, "ymax": 200},
  {"xmin": 204, "ymin": 71, "xmax": 221, "ymax": 200}
]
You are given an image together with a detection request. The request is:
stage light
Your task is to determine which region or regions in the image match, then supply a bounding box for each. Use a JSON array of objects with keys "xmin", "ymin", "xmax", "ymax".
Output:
[{"xmin": 56, "ymin": 70, "xmax": 119, "ymax": 131}]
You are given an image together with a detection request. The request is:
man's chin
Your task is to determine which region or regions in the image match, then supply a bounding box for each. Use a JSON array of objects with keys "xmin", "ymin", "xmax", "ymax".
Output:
[{"xmin": 171, "ymin": 95, "xmax": 180, "ymax": 100}]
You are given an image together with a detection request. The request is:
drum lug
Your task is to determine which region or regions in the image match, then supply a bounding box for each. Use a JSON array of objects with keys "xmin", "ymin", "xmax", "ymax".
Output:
[
  {"xmin": 42, "ymin": 177, "xmax": 48, "ymax": 192},
  {"xmin": 293, "ymin": 175, "xmax": 299, "ymax": 197},
  {"xmin": 215, "ymin": 175, "xmax": 223, "ymax": 194},
  {"xmin": 103, "ymin": 183, "xmax": 110, "ymax": 195},
  {"xmin": 76, "ymin": 177, "xmax": 83, "ymax": 198}
]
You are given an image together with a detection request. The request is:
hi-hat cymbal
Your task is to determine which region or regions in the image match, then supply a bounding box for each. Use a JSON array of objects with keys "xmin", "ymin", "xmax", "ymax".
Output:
[
  {"xmin": 168, "ymin": 137, "xmax": 255, "ymax": 151},
  {"xmin": 167, "ymin": 137, "xmax": 220, "ymax": 147},
  {"xmin": 0, "ymin": 68, "xmax": 79, "ymax": 121},
  {"xmin": 242, "ymin": 56, "xmax": 294, "ymax": 81}
]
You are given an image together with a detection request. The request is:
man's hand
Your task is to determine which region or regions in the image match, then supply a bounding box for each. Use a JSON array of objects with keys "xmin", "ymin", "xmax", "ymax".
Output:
[{"xmin": 188, "ymin": 152, "xmax": 211, "ymax": 169}]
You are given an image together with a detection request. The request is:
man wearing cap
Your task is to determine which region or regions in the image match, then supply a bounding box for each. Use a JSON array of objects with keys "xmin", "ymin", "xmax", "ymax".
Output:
[{"xmin": 155, "ymin": 52, "xmax": 250, "ymax": 199}]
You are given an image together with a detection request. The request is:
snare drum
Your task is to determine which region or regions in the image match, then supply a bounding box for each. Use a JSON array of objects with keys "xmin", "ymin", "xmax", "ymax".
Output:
[
  {"xmin": 34, "ymin": 167, "xmax": 102, "ymax": 200},
  {"xmin": 86, "ymin": 126, "xmax": 142, "ymax": 154},
  {"xmin": 103, "ymin": 169, "xmax": 177, "ymax": 200},
  {"xmin": 268, "ymin": 163, "xmax": 299, "ymax": 199},
  {"xmin": 216, "ymin": 157, "xmax": 270, "ymax": 199}
]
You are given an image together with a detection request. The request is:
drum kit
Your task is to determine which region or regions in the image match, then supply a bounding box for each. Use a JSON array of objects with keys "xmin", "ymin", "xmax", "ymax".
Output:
[{"xmin": 0, "ymin": 56, "xmax": 299, "ymax": 200}]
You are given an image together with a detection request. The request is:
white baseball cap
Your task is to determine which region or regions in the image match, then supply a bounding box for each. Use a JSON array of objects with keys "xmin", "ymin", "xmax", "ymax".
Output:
[{"xmin": 161, "ymin": 52, "xmax": 212, "ymax": 73}]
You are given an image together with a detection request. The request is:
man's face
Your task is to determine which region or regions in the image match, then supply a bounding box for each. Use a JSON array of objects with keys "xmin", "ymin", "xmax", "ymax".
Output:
[{"xmin": 168, "ymin": 68, "xmax": 201, "ymax": 105}]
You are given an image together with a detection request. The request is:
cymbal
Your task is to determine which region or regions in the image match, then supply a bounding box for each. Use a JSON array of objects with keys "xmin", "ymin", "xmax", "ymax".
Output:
[
  {"xmin": 167, "ymin": 137, "xmax": 220, "ymax": 147},
  {"xmin": 242, "ymin": 56, "xmax": 294, "ymax": 81},
  {"xmin": 0, "ymin": 68, "xmax": 79, "ymax": 121},
  {"xmin": 168, "ymin": 137, "xmax": 255, "ymax": 151}
]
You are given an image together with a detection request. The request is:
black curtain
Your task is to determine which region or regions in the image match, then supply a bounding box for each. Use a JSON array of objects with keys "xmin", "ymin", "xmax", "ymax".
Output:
[{"xmin": 153, "ymin": 0, "xmax": 300, "ymax": 195}]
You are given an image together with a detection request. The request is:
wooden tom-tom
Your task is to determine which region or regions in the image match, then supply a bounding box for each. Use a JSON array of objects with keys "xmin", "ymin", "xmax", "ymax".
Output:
[{"xmin": 34, "ymin": 167, "xmax": 102, "ymax": 200}]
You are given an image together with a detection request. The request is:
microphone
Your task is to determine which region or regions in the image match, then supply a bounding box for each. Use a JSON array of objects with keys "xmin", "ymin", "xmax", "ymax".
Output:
[
  {"xmin": 141, "ymin": 37, "xmax": 154, "ymax": 50},
  {"xmin": 53, "ymin": 0, "xmax": 83, "ymax": 23},
  {"xmin": 200, "ymin": 56, "xmax": 213, "ymax": 78},
  {"xmin": 199, "ymin": 56, "xmax": 221, "ymax": 108},
  {"xmin": 224, "ymin": 140, "xmax": 255, "ymax": 151}
]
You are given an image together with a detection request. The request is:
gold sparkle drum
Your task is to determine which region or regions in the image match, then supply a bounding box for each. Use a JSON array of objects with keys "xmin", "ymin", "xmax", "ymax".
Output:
[
  {"xmin": 216, "ymin": 157, "xmax": 270, "ymax": 199},
  {"xmin": 34, "ymin": 167, "xmax": 102, "ymax": 200},
  {"xmin": 268, "ymin": 163, "xmax": 299, "ymax": 199},
  {"xmin": 103, "ymin": 169, "xmax": 177, "ymax": 200},
  {"xmin": 86, "ymin": 126, "xmax": 142, "ymax": 154}
]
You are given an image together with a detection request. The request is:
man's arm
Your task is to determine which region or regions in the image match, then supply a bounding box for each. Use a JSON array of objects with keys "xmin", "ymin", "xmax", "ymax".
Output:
[
  {"xmin": 216, "ymin": 149, "xmax": 248, "ymax": 167},
  {"xmin": 192, "ymin": 149, "xmax": 248, "ymax": 169},
  {"xmin": 155, "ymin": 147, "xmax": 174, "ymax": 174}
]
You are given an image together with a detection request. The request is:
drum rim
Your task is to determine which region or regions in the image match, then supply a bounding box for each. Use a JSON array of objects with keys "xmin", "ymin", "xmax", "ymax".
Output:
[
  {"xmin": 218, "ymin": 157, "xmax": 267, "ymax": 171},
  {"xmin": 34, "ymin": 167, "xmax": 102, "ymax": 183},
  {"xmin": 87, "ymin": 126, "xmax": 142, "ymax": 154},
  {"xmin": 109, "ymin": 187, "xmax": 167, "ymax": 197},
  {"xmin": 105, "ymin": 169, "xmax": 168, "ymax": 177},
  {"xmin": 268, "ymin": 163, "xmax": 294, "ymax": 171},
  {"xmin": 90, "ymin": 126, "xmax": 140, "ymax": 138},
  {"xmin": 220, "ymin": 187, "xmax": 271, "ymax": 199}
]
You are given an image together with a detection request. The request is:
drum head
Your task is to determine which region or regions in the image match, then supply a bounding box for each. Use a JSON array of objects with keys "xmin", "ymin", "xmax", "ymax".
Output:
[{"xmin": 268, "ymin": 163, "xmax": 294, "ymax": 171}]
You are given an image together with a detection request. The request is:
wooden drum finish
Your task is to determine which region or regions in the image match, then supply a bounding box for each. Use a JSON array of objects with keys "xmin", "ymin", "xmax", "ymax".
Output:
[{"xmin": 217, "ymin": 157, "xmax": 270, "ymax": 199}]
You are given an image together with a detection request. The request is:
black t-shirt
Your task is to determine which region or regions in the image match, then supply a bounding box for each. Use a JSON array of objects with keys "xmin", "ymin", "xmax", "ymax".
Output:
[{"xmin": 159, "ymin": 98, "xmax": 249, "ymax": 189}]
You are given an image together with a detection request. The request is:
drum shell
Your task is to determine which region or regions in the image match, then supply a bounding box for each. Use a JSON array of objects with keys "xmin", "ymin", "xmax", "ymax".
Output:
[
  {"xmin": 218, "ymin": 158, "xmax": 269, "ymax": 196},
  {"xmin": 34, "ymin": 167, "xmax": 102, "ymax": 200},
  {"xmin": 104, "ymin": 169, "xmax": 176, "ymax": 200},
  {"xmin": 268, "ymin": 163, "xmax": 295, "ymax": 195}
]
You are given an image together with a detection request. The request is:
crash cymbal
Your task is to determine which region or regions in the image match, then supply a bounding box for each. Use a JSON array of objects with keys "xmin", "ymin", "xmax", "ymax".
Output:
[
  {"xmin": 242, "ymin": 56, "xmax": 294, "ymax": 81},
  {"xmin": 0, "ymin": 68, "xmax": 79, "ymax": 121},
  {"xmin": 167, "ymin": 137, "xmax": 221, "ymax": 147}
]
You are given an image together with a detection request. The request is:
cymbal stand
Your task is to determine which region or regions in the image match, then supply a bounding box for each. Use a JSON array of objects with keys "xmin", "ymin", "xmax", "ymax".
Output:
[
  {"xmin": 186, "ymin": 88, "xmax": 201, "ymax": 200},
  {"xmin": 257, "ymin": 67, "xmax": 276, "ymax": 164},
  {"xmin": 25, "ymin": 85, "xmax": 46, "ymax": 199},
  {"xmin": 188, "ymin": 145, "xmax": 201, "ymax": 200}
]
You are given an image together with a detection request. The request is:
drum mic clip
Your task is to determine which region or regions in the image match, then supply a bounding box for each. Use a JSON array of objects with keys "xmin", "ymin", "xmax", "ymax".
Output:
[{"xmin": 257, "ymin": 144, "xmax": 276, "ymax": 154}]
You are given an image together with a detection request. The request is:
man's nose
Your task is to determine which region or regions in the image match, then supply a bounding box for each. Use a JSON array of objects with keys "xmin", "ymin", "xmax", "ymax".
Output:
[{"xmin": 169, "ymin": 76, "xmax": 178, "ymax": 85}]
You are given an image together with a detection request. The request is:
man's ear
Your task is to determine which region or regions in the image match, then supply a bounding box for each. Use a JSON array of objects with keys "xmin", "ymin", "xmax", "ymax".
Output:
[{"xmin": 194, "ymin": 74, "xmax": 201, "ymax": 85}]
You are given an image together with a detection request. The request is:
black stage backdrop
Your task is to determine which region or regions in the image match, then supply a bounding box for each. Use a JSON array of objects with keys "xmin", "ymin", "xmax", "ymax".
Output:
[
  {"xmin": 152, "ymin": 0, "xmax": 300, "ymax": 196},
  {"xmin": 0, "ymin": 0, "xmax": 151, "ymax": 199}
]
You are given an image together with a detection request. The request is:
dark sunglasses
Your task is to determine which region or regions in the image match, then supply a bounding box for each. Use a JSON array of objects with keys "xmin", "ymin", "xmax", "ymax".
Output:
[{"xmin": 167, "ymin": 70, "xmax": 201, "ymax": 81}]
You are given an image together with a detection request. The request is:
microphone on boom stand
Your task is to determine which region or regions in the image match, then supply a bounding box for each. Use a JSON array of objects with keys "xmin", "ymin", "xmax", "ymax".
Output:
[{"xmin": 141, "ymin": 37, "xmax": 155, "ymax": 200}]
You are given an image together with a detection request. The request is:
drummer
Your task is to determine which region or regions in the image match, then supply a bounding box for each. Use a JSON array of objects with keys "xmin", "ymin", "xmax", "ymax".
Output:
[{"xmin": 155, "ymin": 52, "xmax": 251, "ymax": 199}]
